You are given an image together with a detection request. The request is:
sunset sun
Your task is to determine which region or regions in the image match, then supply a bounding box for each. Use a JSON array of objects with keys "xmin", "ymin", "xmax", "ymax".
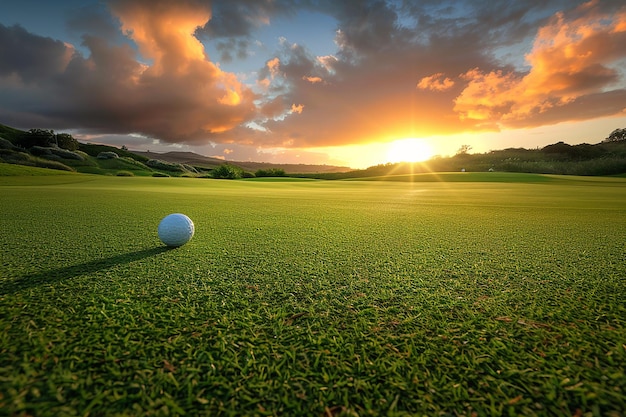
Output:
[{"xmin": 386, "ymin": 138, "xmax": 434, "ymax": 163}]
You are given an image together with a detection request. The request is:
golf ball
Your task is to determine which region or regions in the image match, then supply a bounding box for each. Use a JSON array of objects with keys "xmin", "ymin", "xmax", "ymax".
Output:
[{"xmin": 158, "ymin": 213, "xmax": 195, "ymax": 247}]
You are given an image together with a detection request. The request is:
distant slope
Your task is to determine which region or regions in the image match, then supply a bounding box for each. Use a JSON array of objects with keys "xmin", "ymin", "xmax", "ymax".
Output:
[
  {"xmin": 132, "ymin": 151, "xmax": 224, "ymax": 169},
  {"xmin": 233, "ymin": 160, "xmax": 352, "ymax": 174},
  {"xmin": 132, "ymin": 150, "xmax": 351, "ymax": 174},
  {"xmin": 0, "ymin": 124, "xmax": 26, "ymax": 142},
  {"xmin": 0, "ymin": 163, "xmax": 76, "ymax": 176}
]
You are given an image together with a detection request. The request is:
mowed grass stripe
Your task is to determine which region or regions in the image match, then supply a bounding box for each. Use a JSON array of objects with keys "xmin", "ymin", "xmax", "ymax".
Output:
[{"xmin": 1, "ymin": 173, "xmax": 625, "ymax": 416}]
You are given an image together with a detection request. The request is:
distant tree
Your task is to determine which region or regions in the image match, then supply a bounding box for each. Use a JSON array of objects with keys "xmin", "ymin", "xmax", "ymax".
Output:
[
  {"xmin": 56, "ymin": 133, "xmax": 79, "ymax": 150},
  {"xmin": 604, "ymin": 128, "xmax": 626, "ymax": 143},
  {"xmin": 212, "ymin": 164, "xmax": 243, "ymax": 179},
  {"xmin": 541, "ymin": 141, "xmax": 608, "ymax": 161},
  {"xmin": 456, "ymin": 144, "xmax": 472, "ymax": 156},
  {"xmin": 255, "ymin": 168, "xmax": 286, "ymax": 177},
  {"xmin": 15, "ymin": 129, "xmax": 55, "ymax": 148},
  {"xmin": 572, "ymin": 143, "xmax": 606, "ymax": 160},
  {"xmin": 542, "ymin": 141, "xmax": 573, "ymax": 157}
]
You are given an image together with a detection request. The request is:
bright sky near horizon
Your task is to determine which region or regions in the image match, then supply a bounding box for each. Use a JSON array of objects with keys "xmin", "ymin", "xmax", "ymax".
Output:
[{"xmin": 1, "ymin": 0, "xmax": 626, "ymax": 168}]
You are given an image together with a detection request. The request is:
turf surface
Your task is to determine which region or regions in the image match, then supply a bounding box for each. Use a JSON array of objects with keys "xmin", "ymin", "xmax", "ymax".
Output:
[{"xmin": 1, "ymin": 170, "xmax": 625, "ymax": 416}]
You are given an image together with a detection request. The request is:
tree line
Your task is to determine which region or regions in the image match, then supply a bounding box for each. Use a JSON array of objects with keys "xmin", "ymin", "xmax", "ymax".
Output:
[{"xmin": 13, "ymin": 128, "xmax": 80, "ymax": 151}]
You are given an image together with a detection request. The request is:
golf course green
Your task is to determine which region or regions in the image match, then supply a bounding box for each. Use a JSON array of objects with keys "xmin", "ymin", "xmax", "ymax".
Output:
[{"xmin": 1, "ymin": 166, "xmax": 625, "ymax": 416}]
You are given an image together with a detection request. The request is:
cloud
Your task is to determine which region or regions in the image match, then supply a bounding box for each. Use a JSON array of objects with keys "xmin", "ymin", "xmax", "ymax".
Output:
[
  {"xmin": 266, "ymin": 57, "xmax": 282, "ymax": 78},
  {"xmin": 196, "ymin": 0, "xmax": 301, "ymax": 62},
  {"xmin": 0, "ymin": 24, "xmax": 75, "ymax": 84},
  {"xmin": 66, "ymin": 3, "xmax": 121, "ymax": 41},
  {"xmin": 330, "ymin": 0, "xmax": 405, "ymax": 59},
  {"xmin": 108, "ymin": 0, "xmax": 212, "ymax": 72},
  {"xmin": 198, "ymin": 0, "xmax": 294, "ymax": 38},
  {"xmin": 453, "ymin": 0, "xmax": 626, "ymax": 128},
  {"xmin": 316, "ymin": 55, "xmax": 338, "ymax": 73},
  {"xmin": 0, "ymin": 0, "xmax": 258, "ymax": 144},
  {"xmin": 303, "ymin": 76, "xmax": 322, "ymax": 84},
  {"xmin": 417, "ymin": 73, "xmax": 455, "ymax": 91}
]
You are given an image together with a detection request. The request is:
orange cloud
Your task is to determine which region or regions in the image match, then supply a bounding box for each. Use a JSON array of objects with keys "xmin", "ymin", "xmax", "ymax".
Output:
[
  {"xmin": 317, "ymin": 55, "xmax": 338, "ymax": 73},
  {"xmin": 303, "ymin": 76, "xmax": 323, "ymax": 83},
  {"xmin": 454, "ymin": 0, "xmax": 626, "ymax": 127},
  {"xmin": 266, "ymin": 57, "xmax": 281, "ymax": 78},
  {"xmin": 109, "ymin": 0, "xmax": 209, "ymax": 75},
  {"xmin": 417, "ymin": 73, "xmax": 455, "ymax": 91},
  {"xmin": 97, "ymin": 0, "xmax": 256, "ymax": 142},
  {"xmin": 453, "ymin": 69, "xmax": 519, "ymax": 123}
]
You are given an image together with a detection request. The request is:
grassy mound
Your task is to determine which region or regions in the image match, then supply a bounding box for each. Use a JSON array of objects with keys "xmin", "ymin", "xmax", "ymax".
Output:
[{"xmin": 0, "ymin": 161, "xmax": 75, "ymax": 176}]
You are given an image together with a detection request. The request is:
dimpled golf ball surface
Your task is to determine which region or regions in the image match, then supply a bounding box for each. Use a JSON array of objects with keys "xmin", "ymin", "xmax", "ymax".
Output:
[{"xmin": 158, "ymin": 213, "xmax": 195, "ymax": 247}]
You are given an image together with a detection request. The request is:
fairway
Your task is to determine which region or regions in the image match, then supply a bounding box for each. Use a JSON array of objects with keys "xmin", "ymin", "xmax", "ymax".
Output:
[{"xmin": 1, "ymin": 172, "xmax": 625, "ymax": 416}]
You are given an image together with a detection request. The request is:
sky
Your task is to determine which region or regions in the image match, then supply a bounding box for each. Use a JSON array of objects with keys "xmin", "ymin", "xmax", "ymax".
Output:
[{"xmin": 1, "ymin": 0, "xmax": 626, "ymax": 168}]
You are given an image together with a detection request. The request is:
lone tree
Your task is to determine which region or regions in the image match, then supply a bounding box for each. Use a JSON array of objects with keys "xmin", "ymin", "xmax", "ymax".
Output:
[
  {"xmin": 604, "ymin": 128, "xmax": 626, "ymax": 143},
  {"xmin": 456, "ymin": 144, "xmax": 472, "ymax": 156}
]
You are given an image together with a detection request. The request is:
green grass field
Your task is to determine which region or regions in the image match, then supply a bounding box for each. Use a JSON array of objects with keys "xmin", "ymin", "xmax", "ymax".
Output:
[{"xmin": 1, "ymin": 166, "xmax": 625, "ymax": 416}]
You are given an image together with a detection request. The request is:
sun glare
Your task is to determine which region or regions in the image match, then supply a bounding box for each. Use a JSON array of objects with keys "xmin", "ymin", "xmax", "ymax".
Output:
[{"xmin": 386, "ymin": 138, "xmax": 433, "ymax": 163}]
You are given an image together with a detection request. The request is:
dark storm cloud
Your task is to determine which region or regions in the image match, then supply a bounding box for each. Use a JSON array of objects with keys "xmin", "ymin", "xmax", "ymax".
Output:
[
  {"xmin": 0, "ymin": 24, "xmax": 73, "ymax": 84},
  {"xmin": 65, "ymin": 3, "xmax": 121, "ymax": 41},
  {"xmin": 330, "ymin": 0, "xmax": 407, "ymax": 58},
  {"xmin": 198, "ymin": 0, "xmax": 300, "ymax": 62}
]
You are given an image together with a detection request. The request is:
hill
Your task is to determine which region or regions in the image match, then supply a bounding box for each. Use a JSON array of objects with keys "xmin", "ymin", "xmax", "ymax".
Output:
[
  {"xmin": 132, "ymin": 151, "xmax": 224, "ymax": 169},
  {"xmin": 132, "ymin": 150, "xmax": 351, "ymax": 174},
  {"xmin": 0, "ymin": 124, "xmax": 25, "ymax": 142}
]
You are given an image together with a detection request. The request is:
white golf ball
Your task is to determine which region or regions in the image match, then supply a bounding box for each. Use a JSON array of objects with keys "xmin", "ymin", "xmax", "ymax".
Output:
[{"xmin": 158, "ymin": 213, "xmax": 195, "ymax": 247}]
